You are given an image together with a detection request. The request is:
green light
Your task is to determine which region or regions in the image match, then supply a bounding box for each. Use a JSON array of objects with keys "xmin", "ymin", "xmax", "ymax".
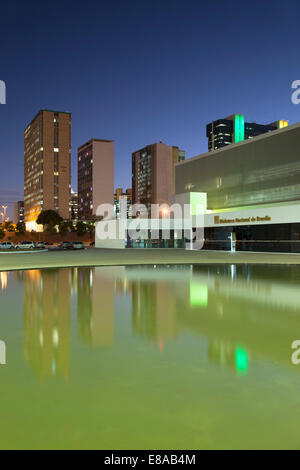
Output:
[
  {"xmin": 234, "ymin": 114, "xmax": 245, "ymax": 143},
  {"xmin": 239, "ymin": 115, "xmax": 245, "ymax": 141},
  {"xmin": 190, "ymin": 283, "xmax": 208, "ymax": 307},
  {"xmin": 190, "ymin": 192, "xmax": 207, "ymax": 216},
  {"xmin": 235, "ymin": 347, "xmax": 248, "ymax": 375}
]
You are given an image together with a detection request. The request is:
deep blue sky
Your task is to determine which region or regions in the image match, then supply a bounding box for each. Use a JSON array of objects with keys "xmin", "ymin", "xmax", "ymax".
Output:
[{"xmin": 1, "ymin": 0, "xmax": 300, "ymax": 218}]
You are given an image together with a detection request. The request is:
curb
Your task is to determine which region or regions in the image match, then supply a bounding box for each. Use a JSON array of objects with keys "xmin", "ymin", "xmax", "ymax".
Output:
[{"xmin": 0, "ymin": 249, "xmax": 48, "ymax": 255}]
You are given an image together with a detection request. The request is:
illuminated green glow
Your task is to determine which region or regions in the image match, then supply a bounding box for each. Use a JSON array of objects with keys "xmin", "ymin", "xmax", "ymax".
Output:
[
  {"xmin": 235, "ymin": 347, "xmax": 248, "ymax": 375},
  {"xmin": 190, "ymin": 192, "xmax": 207, "ymax": 215},
  {"xmin": 234, "ymin": 114, "xmax": 245, "ymax": 143},
  {"xmin": 190, "ymin": 283, "xmax": 208, "ymax": 307},
  {"xmin": 240, "ymin": 115, "xmax": 245, "ymax": 140}
]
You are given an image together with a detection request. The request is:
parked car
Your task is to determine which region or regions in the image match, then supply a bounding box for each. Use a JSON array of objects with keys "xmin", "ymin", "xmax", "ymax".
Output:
[
  {"xmin": 15, "ymin": 241, "xmax": 36, "ymax": 249},
  {"xmin": 72, "ymin": 241, "xmax": 85, "ymax": 250},
  {"xmin": 36, "ymin": 242, "xmax": 45, "ymax": 249},
  {"xmin": 0, "ymin": 241, "xmax": 15, "ymax": 250},
  {"xmin": 89, "ymin": 241, "xmax": 95, "ymax": 247},
  {"xmin": 59, "ymin": 241, "xmax": 73, "ymax": 250}
]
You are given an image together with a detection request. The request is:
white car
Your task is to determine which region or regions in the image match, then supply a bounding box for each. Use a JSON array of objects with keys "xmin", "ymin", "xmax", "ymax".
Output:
[
  {"xmin": 0, "ymin": 242, "xmax": 15, "ymax": 250},
  {"xmin": 36, "ymin": 242, "xmax": 45, "ymax": 249},
  {"xmin": 72, "ymin": 241, "xmax": 85, "ymax": 250},
  {"xmin": 15, "ymin": 241, "xmax": 36, "ymax": 250}
]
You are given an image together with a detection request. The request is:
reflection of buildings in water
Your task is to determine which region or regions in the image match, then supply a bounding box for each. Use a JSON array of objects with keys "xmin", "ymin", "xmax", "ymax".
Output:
[
  {"xmin": 120, "ymin": 266, "xmax": 187, "ymax": 345},
  {"xmin": 131, "ymin": 278, "xmax": 178, "ymax": 344},
  {"xmin": 191, "ymin": 264, "xmax": 300, "ymax": 311},
  {"xmin": 0, "ymin": 272, "xmax": 8, "ymax": 290},
  {"xmin": 97, "ymin": 265, "xmax": 181, "ymax": 346},
  {"xmin": 208, "ymin": 339, "xmax": 248, "ymax": 375},
  {"xmin": 19, "ymin": 263, "xmax": 300, "ymax": 380},
  {"xmin": 12, "ymin": 271, "xmax": 23, "ymax": 283},
  {"xmin": 115, "ymin": 277, "xmax": 132, "ymax": 297},
  {"xmin": 176, "ymin": 264, "xmax": 300, "ymax": 374},
  {"xmin": 73, "ymin": 263, "xmax": 300, "ymax": 372},
  {"xmin": 70, "ymin": 268, "xmax": 78, "ymax": 296},
  {"xmin": 77, "ymin": 267, "xmax": 116, "ymax": 347},
  {"xmin": 77, "ymin": 268, "xmax": 92, "ymax": 344},
  {"xmin": 23, "ymin": 269, "xmax": 71, "ymax": 381}
]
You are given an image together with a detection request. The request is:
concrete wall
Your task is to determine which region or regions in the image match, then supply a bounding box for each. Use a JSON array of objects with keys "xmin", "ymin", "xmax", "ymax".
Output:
[
  {"xmin": 153, "ymin": 143, "xmax": 173, "ymax": 205},
  {"xmin": 93, "ymin": 140, "xmax": 114, "ymax": 212},
  {"xmin": 95, "ymin": 219, "xmax": 126, "ymax": 249}
]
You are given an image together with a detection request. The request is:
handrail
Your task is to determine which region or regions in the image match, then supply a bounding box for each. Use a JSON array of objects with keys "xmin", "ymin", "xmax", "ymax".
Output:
[{"xmin": 204, "ymin": 240, "xmax": 300, "ymax": 243}]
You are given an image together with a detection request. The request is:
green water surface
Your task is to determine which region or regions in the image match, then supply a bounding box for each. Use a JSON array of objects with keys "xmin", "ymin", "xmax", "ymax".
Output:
[{"xmin": 0, "ymin": 264, "xmax": 300, "ymax": 450}]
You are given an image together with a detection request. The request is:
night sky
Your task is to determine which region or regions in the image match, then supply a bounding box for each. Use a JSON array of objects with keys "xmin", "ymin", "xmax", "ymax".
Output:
[{"xmin": 1, "ymin": 0, "xmax": 300, "ymax": 218}]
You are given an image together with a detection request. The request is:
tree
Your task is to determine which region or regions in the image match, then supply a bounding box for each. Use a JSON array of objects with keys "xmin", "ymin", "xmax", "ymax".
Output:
[
  {"xmin": 16, "ymin": 222, "xmax": 26, "ymax": 234},
  {"xmin": 59, "ymin": 221, "xmax": 70, "ymax": 236},
  {"xmin": 4, "ymin": 221, "xmax": 15, "ymax": 232},
  {"xmin": 76, "ymin": 221, "xmax": 87, "ymax": 236},
  {"xmin": 36, "ymin": 210, "xmax": 63, "ymax": 231},
  {"xmin": 87, "ymin": 221, "xmax": 95, "ymax": 240},
  {"xmin": 68, "ymin": 220, "xmax": 76, "ymax": 232},
  {"xmin": 45, "ymin": 225, "xmax": 57, "ymax": 234}
]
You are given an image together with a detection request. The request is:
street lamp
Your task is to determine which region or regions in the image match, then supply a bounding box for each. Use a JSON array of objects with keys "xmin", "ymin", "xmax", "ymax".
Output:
[{"xmin": 1, "ymin": 206, "xmax": 8, "ymax": 223}]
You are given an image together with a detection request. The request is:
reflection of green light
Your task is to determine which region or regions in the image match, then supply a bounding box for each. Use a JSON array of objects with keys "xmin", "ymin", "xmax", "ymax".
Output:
[
  {"xmin": 235, "ymin": 347, "xmax": 248, "ymax": 375},
  {"xmin": 190, "ymin": 192, "xmax": 207, "ymax": 216},
  {"xmin": 190, "ymin": 283, "xmax": 208, "ymax": 307},
  {"xmin": 234, "ymin": 114, "xmax": 245, "ymax": 143}
]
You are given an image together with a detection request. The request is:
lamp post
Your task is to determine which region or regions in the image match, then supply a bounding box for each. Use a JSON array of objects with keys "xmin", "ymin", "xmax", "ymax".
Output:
[{"xmin": 1, "ymin": 206, "xmax": 8, "ymax": 223}]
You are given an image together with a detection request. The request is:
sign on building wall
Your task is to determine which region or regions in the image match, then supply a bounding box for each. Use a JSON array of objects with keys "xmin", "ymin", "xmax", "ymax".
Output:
[{"xmin": 203, "ymin": 203, "xmax": 300, "ymax": 228}]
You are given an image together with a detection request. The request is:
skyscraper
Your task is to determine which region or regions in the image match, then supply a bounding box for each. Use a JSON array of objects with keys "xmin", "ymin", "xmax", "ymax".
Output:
[
  {"xmin": 206, "ymin": 114, "xmax": 288, "ymax": 151},
  {"xmin": 24, "ymin": 110, "xmax": 71, "ymax": 229},
  {"xmin": 70, "ymin": 189, "xmax": 78, "ymax": 221},
  {"xmin": 78, "ymin": 139, "xmax": 114, "ymax": 220},
  {"xmin": 132, "ymin": 142, "xmax": 185, "ymax": 211},
  {"xmin": 23, "ymin": 269, "xmax": 71, "ymax": 381},
  {"xmin": 14, "ymin": 201, "xmax": 24, "ymax": 224},
  {"xmin": 114, "ymin": 188, "xmax": 132, "ymax": 218}
]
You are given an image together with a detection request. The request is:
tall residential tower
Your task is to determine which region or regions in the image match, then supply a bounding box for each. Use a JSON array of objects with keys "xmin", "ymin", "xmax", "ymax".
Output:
[
  {"xmin": 24, "ymin": 110, "xmax": 71, "ymax": 229},
  {"xmin": 132, "ymin": 142, "xmax": 185, "ymax": 211},
  {"xmin": 78, "ymin": 139, "xmax": 114, "ymax": 220},
  {"xmin": 13, "ymin": 201, "xmax": 24, "ymax": 225}
]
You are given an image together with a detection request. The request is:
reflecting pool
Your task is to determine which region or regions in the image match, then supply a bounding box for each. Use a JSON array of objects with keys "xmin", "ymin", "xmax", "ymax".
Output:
[{"xmin": 1, "ymin": 264, "xmax": 300, "ymax": 449}]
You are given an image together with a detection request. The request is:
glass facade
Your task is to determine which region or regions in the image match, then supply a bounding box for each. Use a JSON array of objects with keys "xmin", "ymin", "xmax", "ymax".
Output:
[
  {"xmin": 177, "ymin": 124, "xmax": 300, "ymax": 210},
  {"xmin": 126, "ymin": 230, "xmax": 185, "ymax": 248},
  {"xmin": 203, "ymin": 223, "xmax": 300, "ymax": 253},
  {"xmin": 206, "ymin": 115, "xmax": 278, "ymax": 151},
  {"xmin": 206, "ymin": 119, "xmax": 233, "ymax": 151}
]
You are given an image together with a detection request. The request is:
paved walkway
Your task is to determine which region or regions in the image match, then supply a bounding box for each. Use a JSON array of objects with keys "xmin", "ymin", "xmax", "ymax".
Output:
[{"xmin": 1, "ymin": 248, "xmax": 300, "ymax": 272}]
